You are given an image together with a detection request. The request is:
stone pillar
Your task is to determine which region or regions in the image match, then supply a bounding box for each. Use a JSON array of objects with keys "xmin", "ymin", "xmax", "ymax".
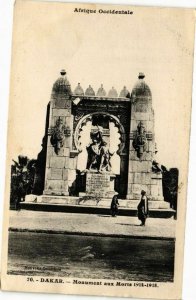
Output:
[
  {"xmin": 43, "ymin": 70, "xmax": 74, "ymax": 196},
  {"xmin": 127, "ymin": 73, "xmax": 164, "ymax": 203}
]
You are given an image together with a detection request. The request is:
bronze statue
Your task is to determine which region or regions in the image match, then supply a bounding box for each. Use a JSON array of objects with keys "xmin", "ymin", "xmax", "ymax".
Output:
[
  {"xmin": 86, "ymin": 126, "xmax": 112, "ymax": 172},
  {"xmin": 86, "ymin": 138, "xmax": 102, "ymax": 171},
  {"xmin": 99, "ymin": 141, "xmax": 112, "ymax": 172}
]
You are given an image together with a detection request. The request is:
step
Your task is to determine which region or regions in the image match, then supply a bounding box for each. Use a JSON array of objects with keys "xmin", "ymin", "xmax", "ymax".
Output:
[
  {"xmin": 19, "ymin": 202, "xmax": 175, "ymax": 219},
  {"xmin": 25, "ymin": 194, "xmax": 170, "ymax": 209}
]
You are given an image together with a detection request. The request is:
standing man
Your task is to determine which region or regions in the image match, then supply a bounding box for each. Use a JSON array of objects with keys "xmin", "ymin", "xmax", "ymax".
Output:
[
  {"xmin": 111, "ymin": 194, "xmax": 119, "ymax": 217},
  {"xmin": 137, "ymin": 190, "xmax": 149, "ymax": 226}
]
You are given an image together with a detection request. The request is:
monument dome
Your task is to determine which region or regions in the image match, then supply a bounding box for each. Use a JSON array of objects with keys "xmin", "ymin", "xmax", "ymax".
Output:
[
  {"xmin": 131, "ymin": 73, "xmax": 152, "ymax": 98},
  {"xmin": 119, "ymin": 86, "xmax": 129, "ymax": 98},
  {"xmin": 52, "ymin": 69, "xmax": 72, "ymax": 94},
  {"xmin": 96, "ymin": 84, "xmax": 106, "ymax": 96},
  {"xmin": 108, "ymin": 87, "xmax": 118, "ymax": 98},
  {"xmin": 85, "ymin": 85, "xmax": 95, "ymax": 96},
  {"xmin": 74, "ymin": 83, "xmax": 84, "ymax": 96}
]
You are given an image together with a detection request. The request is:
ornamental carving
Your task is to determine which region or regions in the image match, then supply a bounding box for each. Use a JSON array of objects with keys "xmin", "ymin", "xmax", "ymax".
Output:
[
  {"xmin": 132, "ymin": 121, "xmax": 147, "ymax": 159},
  {"xmin": 50, "ymin": 117, "xmax": 71, "ymax": 155},
  {"xmin": 74, "ymin": 112, "xmax": 126, "ymax": 155}
]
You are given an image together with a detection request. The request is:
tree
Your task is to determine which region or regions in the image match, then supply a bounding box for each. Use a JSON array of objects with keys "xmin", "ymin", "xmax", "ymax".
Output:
[
  {"xmin": 10, "ymin": 155, "xmax": 36, "ymax": 209},
  {"xmin": 162, "ymin": 167, "xmax": 179, "ymax": 214}
]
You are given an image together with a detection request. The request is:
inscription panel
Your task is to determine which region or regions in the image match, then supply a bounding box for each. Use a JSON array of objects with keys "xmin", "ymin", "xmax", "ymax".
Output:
[{"xmin": 86, "ymin": 173, "xmax": 110, "ymax": 197}]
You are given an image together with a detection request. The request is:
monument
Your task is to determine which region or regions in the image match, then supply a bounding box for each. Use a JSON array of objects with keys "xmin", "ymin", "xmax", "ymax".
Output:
[{"xmin": 27, "ymin": 70, "xmax": 169, "ymax": 210}]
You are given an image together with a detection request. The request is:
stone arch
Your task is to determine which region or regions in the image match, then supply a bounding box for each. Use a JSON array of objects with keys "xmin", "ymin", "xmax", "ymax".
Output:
[{"xmin": 74, "ymin": 112, "xmax": 126, "ymax": 155}]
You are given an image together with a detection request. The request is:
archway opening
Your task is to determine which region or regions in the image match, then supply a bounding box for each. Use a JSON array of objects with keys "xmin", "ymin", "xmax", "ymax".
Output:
[{"xmin": 73, "ymin": 112, "xmax": 127, "ymax": 197}]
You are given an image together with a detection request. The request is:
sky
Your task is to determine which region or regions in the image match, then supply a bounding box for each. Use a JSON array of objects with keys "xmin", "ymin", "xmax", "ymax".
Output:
[{"xmin": 7, "ymin": 0, "xmax": 195, "ymax": 169}]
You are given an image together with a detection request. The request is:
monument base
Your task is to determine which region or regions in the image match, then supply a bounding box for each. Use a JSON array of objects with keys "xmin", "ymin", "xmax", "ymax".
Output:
[
  {"xmin": 25, "ymin": 194, "xmax": 170, "ymax": 209},
  {"xmin": 43, "ymin": 190, "xmax": 69, "ymax": 196},
  {"xmin": 22, "ymin": 195, "xmax": 174, "ymax": 218}
]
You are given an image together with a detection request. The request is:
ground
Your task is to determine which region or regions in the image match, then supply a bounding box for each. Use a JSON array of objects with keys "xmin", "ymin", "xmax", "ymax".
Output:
[
  {"xmin": 9, "ymin": 210, "xmax": 175, "ymax": 239},
  {"xmin": 7, "ymin": 210, "xmax": 176, "ymax": 282}
]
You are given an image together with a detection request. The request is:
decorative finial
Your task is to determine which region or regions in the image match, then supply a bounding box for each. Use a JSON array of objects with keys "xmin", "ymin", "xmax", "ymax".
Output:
[
  {"xmin": 138, "ymin": 72, "xmax": 145, "ymax": 79},
  {"xmin": 74, "ymin": 83, "xmax": 84, "ymax": 96},
  {"xmin": 119, "ymin": 86, "xmax": 129, "ymax": 97},
  {"xmin": 85, "ymin": 85, "xmax": 95, "ymax": 96},
  {"xmin": 108, "ymin": 86, "xmax": 118, "ymax": 98},
  {"xmin": 97, "ymin": 84, "xmax": 106, "ymax": 96},
  {"xmin": 60, "ymin": 69, "xmax": 66, "ymax": 76}
]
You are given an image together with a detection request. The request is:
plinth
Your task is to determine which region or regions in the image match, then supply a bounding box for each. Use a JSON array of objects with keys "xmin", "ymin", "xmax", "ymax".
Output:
[{"xmin": 85, "ymin": 172, "xmax": 115, "ymax": 198}]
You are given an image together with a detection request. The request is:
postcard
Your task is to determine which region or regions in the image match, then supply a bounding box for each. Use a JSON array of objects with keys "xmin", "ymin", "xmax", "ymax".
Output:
[{"xmin": 1, "ymin": 1, "xmax": 195, "ymax": 299}]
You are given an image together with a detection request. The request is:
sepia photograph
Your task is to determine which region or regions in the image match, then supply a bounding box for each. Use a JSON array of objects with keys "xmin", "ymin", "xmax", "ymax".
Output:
[{"xmin": 1, "ymin": 1, "xmax": 195, "ymax": 299}]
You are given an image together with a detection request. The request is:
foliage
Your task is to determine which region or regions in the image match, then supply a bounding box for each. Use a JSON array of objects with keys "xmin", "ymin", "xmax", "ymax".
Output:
[
  {"xmin": 162, "ymin": 167, "xmax": 178, "ymax": 210},
  {"xmin": 10, "ymin": 155, "xmax": 36, "ymax": 209},
  {"xmin": 77, "ymin": 195, "xmax": 101, "ymax": 205}
]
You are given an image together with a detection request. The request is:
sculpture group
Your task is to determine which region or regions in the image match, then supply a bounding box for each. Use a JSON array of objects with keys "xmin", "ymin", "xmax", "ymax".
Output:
[{"xmin": 86, "ymin": 126, "xmax": 113, "ymax": 173}]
